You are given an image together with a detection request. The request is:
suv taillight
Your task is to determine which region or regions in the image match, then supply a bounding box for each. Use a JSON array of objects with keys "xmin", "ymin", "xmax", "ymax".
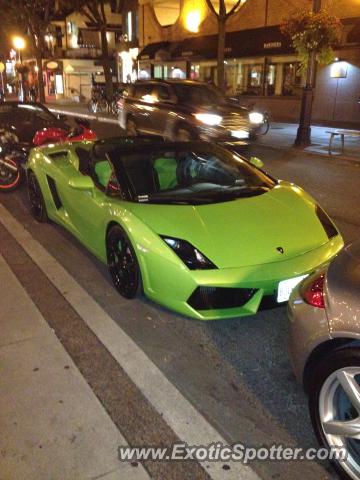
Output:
[{"xmin": 302, "ymin": 274, "xmax": 325, "ymax": 308}]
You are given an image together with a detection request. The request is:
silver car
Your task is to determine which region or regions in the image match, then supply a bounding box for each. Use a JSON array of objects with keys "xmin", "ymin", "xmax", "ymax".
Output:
[{"xmin": 288, "ymin": 242, "xmax": 360, "ymax": 480}]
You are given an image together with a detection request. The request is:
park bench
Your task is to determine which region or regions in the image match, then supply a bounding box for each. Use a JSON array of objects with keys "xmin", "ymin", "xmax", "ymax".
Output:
[{"xmin": 326, "ymin": 129, "xmax": 360, "ymax": 155}]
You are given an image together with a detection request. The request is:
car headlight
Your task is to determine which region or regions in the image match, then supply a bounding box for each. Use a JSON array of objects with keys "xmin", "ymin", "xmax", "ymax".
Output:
[
  {"xmin": 161, "ymin": 236, "xmax": 217, "ymax": 270},
  {"xmin": 194, "ymin": 113, "xmax": 222, "ymax": 126},
  {"xmin": 249, "ymin": 112, "xmax": 264, "ymax": 124}
]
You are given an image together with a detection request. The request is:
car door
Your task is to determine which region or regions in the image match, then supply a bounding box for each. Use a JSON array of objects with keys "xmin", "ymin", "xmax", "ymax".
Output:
[
  {"xmin": 130, "ymin": 83, "xmax": 157, "ymax": 133},
  {"xmin": 149, "ymin": 84, "xmax": 175, "ymax": 136},
  {"xmin": 46, "ymin": 149, "xmax": 114, "ymax": 258}
]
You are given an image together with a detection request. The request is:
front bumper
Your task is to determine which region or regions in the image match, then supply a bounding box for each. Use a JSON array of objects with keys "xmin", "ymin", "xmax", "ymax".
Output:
[
  {"xmin": 196, "ymin": 124, "xmax": 255, "ymax": 144},
  {"xmin": 144, "ymin": 235, "xmax": 343, "ymax": 320}
]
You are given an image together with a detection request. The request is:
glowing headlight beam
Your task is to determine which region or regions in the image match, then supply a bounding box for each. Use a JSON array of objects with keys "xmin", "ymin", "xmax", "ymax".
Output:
[{"xmin": 194, "ymin": 113, "xmax": 222, "ymax": 126}]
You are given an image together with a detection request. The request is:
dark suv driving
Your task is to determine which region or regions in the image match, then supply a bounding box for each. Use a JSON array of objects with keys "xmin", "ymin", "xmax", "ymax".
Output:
[{"xmin": 118, "ymin": 80, "xmax": 260, "ymax": 144}]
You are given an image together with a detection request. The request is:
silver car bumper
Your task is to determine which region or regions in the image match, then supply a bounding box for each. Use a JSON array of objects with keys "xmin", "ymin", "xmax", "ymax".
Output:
[{"xmin": 287, "ymin": 281, "xmax": 331, "ymax": 385}]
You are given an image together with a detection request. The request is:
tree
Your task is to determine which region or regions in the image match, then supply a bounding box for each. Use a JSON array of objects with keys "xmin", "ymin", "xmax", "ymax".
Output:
[
  {"xmin": 67, "ymin": 0, "xmax": 122, "ymax": 100},
  {"xmin": 204, "ymin": 0, "xmax": 246, "ymax": 92},
  {"xmin": 281, "ymin": 7, "xmax": 342, "ymax": 146},
  {"xmin": 0, "ymin": 0, "xmax": 61, "ymax": 103}
]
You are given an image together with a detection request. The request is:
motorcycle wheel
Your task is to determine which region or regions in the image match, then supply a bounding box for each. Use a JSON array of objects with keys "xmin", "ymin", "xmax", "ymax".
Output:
[{"xmin": 0, "ymin": 157, "xmax": 22, "ymax": 192}]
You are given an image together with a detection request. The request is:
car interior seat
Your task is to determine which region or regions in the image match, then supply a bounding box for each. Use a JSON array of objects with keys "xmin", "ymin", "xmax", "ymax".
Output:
[{"xmin": 153, "ymin": 156, "xmax": 178, "ymax": 190}]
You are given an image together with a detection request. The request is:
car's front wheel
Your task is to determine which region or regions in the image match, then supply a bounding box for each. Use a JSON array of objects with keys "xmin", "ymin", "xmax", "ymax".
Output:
[
  {"xmin": 106, "ymin": 225, "xmax": 141, "ymax": 299},
  {"xmin": 27, "ymin": 172, "xmax": 48, "ymax": 223},
  {"xmin": 309, "ymin": 347, "xmax": 360, "ymax": 480}
]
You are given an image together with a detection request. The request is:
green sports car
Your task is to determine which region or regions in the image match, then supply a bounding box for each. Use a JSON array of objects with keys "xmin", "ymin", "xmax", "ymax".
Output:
[{"xmin": 26, "ymin": 137, "xmax": 343, "ymax": 320}]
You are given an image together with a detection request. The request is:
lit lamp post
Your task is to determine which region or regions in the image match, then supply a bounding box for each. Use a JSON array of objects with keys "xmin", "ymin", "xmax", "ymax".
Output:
[
  {"xmin": 294, "ymin": 0, "xmax": 321, "ymax": 147},
  {"xmin": 13, "ymin": 36, "xmax": 25, "ymax": 101},
  {"xmin": 13, "ymin": 36, "xmax": 25, "ymax": 63}
]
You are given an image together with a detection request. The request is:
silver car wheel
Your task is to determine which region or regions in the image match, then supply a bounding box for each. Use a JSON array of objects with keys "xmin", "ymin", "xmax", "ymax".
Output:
[{"xmin": 320, "ymin": 367, "xmax": 360, "ymax": 479}]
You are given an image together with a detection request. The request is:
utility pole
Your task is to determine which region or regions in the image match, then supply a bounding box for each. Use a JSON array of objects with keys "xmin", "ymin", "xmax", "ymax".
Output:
[{"xmin": 294, "ymin": 0, "xmax": 321, "ymax": 147}]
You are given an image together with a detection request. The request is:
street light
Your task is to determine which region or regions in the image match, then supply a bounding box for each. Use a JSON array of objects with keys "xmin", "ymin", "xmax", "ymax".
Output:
[
  {"xmin": 13, "ymin": 36, "xmax": 25, "ymax": 62},
  {"xmin": 13, "ymin": 36, "xmax": 26, "ymax": 101}
]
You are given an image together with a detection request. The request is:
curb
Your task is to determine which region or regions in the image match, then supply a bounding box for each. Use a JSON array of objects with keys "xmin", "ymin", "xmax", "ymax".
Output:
[
  {"xmin": 48, "ymin": 106, "xmax": 360, "ymax": 163},
  {"xmin": 49, "ymin": 107, "xmax": 120, "ymax": 126}
]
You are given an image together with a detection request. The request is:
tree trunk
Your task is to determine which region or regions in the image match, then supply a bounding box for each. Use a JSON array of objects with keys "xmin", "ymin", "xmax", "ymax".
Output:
[
  {"xmin": 36, "ymin": 50, "xmax": 46, "ymax": 104},
  {"xmin": 217, "ymin": 17, "xmax": 226, "ymax": 92},
  {"xmin": 100, "ymin": 26, "xmax": 113, "ymax": 100}
]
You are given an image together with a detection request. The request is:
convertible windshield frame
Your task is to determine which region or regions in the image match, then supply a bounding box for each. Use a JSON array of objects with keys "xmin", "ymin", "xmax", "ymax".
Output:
[{"xmin": 106, "ymin": 141, "xmax": 276, "ymax": 205}]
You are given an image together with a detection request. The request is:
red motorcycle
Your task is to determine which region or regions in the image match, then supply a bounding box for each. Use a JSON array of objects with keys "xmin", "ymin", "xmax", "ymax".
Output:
[
  {"xmin": 33, "ymin": 118, "xmax": 97, "ymax": 146},
  {"xmin": 0, "ymin": 118, "xmax": 96, "ymax": 192}
]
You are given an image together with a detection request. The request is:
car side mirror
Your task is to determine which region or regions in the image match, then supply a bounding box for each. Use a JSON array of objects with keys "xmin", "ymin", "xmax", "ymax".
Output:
[
  {"xmin": 68, "ymin": 175, "xmax": 94, "ymax": 191},
  {"xmin": 57, "ymin": 113, "xmax": 68, "ymax": 121},
  {"xmin": 249, "ymin": 156, "xmax": 264, "ymax": 169}
]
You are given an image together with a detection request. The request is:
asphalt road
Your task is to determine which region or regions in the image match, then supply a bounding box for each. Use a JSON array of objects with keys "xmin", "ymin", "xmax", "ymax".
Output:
[{"xmin": 1, "ymin": 118, "xmax": 359, "ymax": 480}]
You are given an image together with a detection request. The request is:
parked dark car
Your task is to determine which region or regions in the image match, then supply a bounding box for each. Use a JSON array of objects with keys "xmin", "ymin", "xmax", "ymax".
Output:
[
  {"xmin": 0, "ymin": 101, "xmax": 69, "ymax": 147},
  {"xmin": 118, "ymin": 80, "xmax": 262, "ymax": 144}
]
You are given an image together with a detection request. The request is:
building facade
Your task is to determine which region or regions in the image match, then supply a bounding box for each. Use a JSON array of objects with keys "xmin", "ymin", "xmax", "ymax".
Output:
[
  {"xmin": 136, "ymin": 0, "xmax": 360, "ymax": 125},
  {"xmin": 37, "ymin": 5, "xmax": 123, "ymax": 101}
]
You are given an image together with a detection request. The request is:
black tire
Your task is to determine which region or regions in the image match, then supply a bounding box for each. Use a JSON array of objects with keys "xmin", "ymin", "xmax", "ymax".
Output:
[
  {"xmin": 126, "ymin": 117, "xmax": 138, "ymax": 136},
  {"xmin": 175, "ymin": 125, "xmax": 196, "ymax": 142},
  {"xmin": 27, "ymin": 172, "xmax": 48, "ymax": 223},
  {"xmin": 106, "ymin": 225, "xmax": 142, "ymax": 299},
  {"xmin": 257, "ymin": 116, "xmax": 270, "ymax": 136},
  {"xmin": 0, "ymin": 156, "xmax": 22, "ymax": 192},
  {"xmin": 309, "ymin": 347, "xmax": 360, "ymax": 480}
]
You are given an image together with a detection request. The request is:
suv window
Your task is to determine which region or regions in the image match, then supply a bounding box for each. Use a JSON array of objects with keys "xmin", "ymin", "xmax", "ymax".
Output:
[
  {"xmin": 133, "ymin": 84, "xmax": 153, "ymax": 100},
  {"xmin": 152, "ymin": 85, "xmax": 172, "ymax": 102},
  {"xmin": 173, "ymin": 84, "xmax": 224, "ymax": 106}
]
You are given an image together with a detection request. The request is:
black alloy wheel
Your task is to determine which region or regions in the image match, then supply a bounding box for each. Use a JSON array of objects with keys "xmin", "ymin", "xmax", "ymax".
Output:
[
  {"xmin": 107, "ymin": 225, "xmax": 141, "ymax": 299},
  {"xmin": 28, "ymin": 172, "xmax": 48, "ymax": 222}
]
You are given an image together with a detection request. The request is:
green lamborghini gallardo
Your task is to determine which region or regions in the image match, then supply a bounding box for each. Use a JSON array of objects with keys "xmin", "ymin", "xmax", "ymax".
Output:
[{"xmin": 26, "ymin": 137, "xmax": 343, "ymax": 320}]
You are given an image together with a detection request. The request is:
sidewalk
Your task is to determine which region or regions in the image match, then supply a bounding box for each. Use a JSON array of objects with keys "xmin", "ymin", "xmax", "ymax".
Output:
[
  {"xmin": 257, "ymin": 122, "xmax": 360, "ymax": 160},
  {"xmin": 47, "ymin": 102, "xmax": 360, "ymax": 160},
  {"xmin": 0, "ymin": 254, "xmax": 150, "ymax": 480}
]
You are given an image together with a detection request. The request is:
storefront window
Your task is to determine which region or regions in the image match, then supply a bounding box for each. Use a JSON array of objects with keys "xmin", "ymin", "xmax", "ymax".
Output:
[
  {"xmin": 154, "ymin": 65, "xmax": 163, "ymax": 78},
  {"xmin": 246, "ymin": 65, "xmax": 262, "ymax": 95},
  {"xmin": 282, "ymin": 63, "xmax": 304, "ymax": 96},
  {"xmin": 266, "ymin": 64, "xmax": 276, "ymax": 96}
]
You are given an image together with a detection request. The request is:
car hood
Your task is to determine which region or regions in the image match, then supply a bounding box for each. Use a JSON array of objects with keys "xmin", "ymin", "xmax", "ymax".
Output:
[
  {"xmin": 326, "ymin": 242, "xmax": 360, "ymax": 329},
  {"xmin": 128, "ymin": 182, "xmax": 332, "ymax": 269}
]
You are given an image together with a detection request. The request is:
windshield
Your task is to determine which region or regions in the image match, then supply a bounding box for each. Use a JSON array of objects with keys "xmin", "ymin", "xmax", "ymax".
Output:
[
  {"xmin": 0, "ymin": 103, "xmax": 56, "ymax": 122},
  {"xmin": 16, "ymin": 104, "xmax": 56, "ymax": 122},
  {"xmin": 109, "ymin": 145, "xmax": 275, "ymax": 205},
  {"xmin": 173, "ymin": 83, "xmax": 225, "ymax": 106}
]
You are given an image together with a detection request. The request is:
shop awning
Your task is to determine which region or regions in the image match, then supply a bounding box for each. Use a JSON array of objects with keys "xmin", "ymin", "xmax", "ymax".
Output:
[
  {"xmin": 141, "ymin": 26, "xmax": 294, "ymax": 62},
  {"xmin": 138, "ymin": 41, "xmax": 171, "ymax": 60}
]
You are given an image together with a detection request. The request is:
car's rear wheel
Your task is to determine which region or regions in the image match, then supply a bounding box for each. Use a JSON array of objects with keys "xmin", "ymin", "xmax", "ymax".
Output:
[
  {"xmin": 28, "ymin": 172, "xmax": 48, "ymax": 223},
  {"xmin": 309, "ymin": 347, "xmax": 360, "ymax": 480},
  {"xmin": 126, "ymin": 117, "xmax": 138, "ymax": 136},
  {"xmin": 107, "ymin": 225, "xmax": 141, "ymax": 299}
]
